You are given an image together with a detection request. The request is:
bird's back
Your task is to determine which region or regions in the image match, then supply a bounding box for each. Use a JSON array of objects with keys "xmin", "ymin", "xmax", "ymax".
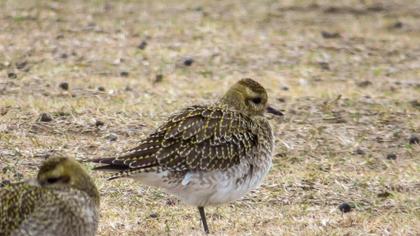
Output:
[{"xmin": 93, "ymin": 104, "xmax": 273, "ymax": 175}]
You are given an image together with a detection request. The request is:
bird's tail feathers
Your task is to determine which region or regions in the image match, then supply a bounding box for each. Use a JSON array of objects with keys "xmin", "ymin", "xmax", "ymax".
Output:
[{"xmin": 107, "ymin": 167, "xmax": 161, "ymax": 180}]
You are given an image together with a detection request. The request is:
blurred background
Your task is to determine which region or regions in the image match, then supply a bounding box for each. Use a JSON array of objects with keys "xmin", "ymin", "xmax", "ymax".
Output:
[{"xmin": 0, "ymin": 0, "xmax": 419, "ymax": 235}]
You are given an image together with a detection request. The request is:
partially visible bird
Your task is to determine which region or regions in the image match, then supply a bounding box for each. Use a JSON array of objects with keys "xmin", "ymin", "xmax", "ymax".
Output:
[
  {"xmin": 91, "ymin": 78, "xmax": 275, "ymax": 233},
  {"xmin": 0, "ymin": 157, "xmax": 100, "ymax": 236}
]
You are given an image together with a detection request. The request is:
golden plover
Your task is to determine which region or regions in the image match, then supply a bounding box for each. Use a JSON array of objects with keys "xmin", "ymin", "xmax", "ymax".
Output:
[
  {"xmin": 92, "ymin": 78, "xmax": 274, "ymax": 233},
  {"xmin": 0, "ymin": 157, "xmax": 100, "ymax": 236}
]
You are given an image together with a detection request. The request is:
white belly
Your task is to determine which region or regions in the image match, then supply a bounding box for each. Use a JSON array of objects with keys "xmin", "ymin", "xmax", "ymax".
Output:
[{"xmin": 133, "ymin": 160, "xmax": 271, "ymax": 206}]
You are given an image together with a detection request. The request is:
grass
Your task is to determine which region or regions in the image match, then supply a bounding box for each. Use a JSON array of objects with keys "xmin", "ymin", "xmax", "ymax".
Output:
[{"xmin": 0, "ymin": 0, "xmax": 419, "ymax": 235}]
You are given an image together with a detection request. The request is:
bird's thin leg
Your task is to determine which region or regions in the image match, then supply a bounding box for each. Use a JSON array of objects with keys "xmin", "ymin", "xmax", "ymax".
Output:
[{"xmin": 198, "ymin": 206, "xmax": 209, "ymax": 234}]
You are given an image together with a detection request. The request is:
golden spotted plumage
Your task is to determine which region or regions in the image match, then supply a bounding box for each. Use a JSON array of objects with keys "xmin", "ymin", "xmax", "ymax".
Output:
[{"xmin": 102, "ymin": 104, "xmax": 264, "ymax": 174}]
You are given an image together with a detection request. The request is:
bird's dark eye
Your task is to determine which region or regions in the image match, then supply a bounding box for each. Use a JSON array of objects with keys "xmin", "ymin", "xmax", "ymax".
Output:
[
  {"xmin": 251, "ymin": 97, "xmax": 262, "ymax": 104},
  {"xmin": 47, "ymin": 177, "xmax": 60, "ymax": 184},
  {"xmin": 45, "ymin": 176, "xmax": 70, "ymax": 185}
]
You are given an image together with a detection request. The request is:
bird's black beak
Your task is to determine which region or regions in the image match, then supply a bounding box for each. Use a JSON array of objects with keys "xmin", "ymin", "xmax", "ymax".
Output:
[{"xmin": 266, "ymin": 105, "xmax": 284, "ymax": 116}]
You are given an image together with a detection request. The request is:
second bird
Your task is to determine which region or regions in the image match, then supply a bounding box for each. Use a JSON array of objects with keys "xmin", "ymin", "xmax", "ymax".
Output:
[
  {"xmin": 0, "ymin": 157, "xmax": 100, "ymax": 236},
  {"xmin": 92, "ymin": 78, "xmax": 274, "ymax": 233}
]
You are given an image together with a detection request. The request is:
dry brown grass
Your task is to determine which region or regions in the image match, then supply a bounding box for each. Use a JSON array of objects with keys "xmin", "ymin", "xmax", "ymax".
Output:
[{"xmin": 1, "ymin": 0, "xmax": 419, "ymax": 235}]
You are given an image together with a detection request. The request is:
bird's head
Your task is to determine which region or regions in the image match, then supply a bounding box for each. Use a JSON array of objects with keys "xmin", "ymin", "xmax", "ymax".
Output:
[
  {"xmin": 37, "ymin": 157, "xmax": 100, "ymax": 206},
  {"xmin": 220, "ymin": 78, "xmax": 268, "ymax": 116}
]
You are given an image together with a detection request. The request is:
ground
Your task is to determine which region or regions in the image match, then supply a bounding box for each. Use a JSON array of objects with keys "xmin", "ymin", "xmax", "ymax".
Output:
[{"xmin": 0, "ymin": 0, "xmax": 419, "ymax": 235}]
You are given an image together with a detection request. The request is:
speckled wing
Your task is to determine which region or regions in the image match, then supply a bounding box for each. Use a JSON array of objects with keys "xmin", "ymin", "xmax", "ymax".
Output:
[
  {"xmin": 94, "ymin": 105, "xmax": 260, "ymax": 172},
  {"xmin": 156, "ymin": 105, "xmax": 259, "ymax": 171}
]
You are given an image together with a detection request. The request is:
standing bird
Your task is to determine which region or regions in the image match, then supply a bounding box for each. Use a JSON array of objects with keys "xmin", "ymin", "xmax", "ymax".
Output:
[
  {"xmin": 0, "ymin": 157, "xmax": 100, "ymax": 236},
  {"xmin": 91, "ymin": 78, "xmax": 274, "ymax": 233}
]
